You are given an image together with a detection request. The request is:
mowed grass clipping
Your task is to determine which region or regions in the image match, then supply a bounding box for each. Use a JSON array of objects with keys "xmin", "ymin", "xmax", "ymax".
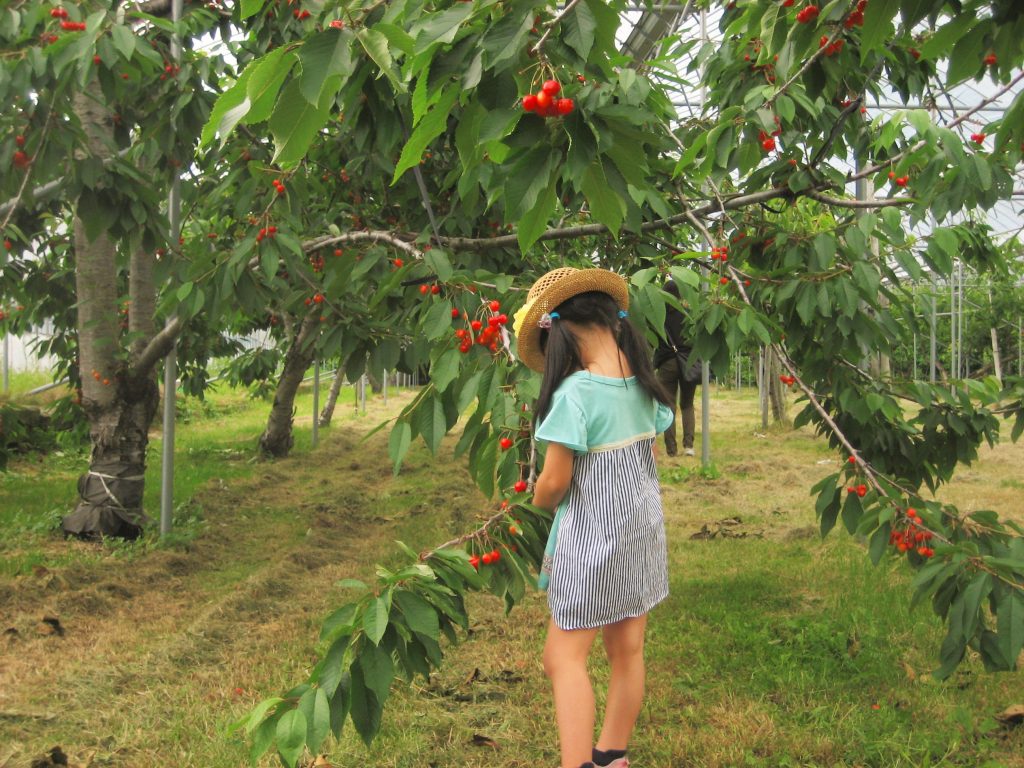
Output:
[{"xmin": 0, "ymin": 381, "xmax": 1021, "ymax": 768}]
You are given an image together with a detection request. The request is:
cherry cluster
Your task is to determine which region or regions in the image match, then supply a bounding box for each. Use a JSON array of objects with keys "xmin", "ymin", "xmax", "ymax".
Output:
[
  {"xmin": 889, "ymin": 508, "xmax": 935, "ymax": 557},
  {"xmin": 522, "ymin": 80, "xmax": 574, "ymax": 117},
  {"xmin": 469, "ymin": 548, "xmax": 502, "ymax": 569},
  {"xmin": 711, "ymin": 245, "xmax": 728, "ymax": 261},
  {"xmin": 272, "ymin": 179, "xmax": 286, "ymax": 196},
  {"xmin": 61, "ymin": 20, "xmax": 87, "ymax": 31},
  {"xmin": 255, "ymin": 225, "xmax": 278, "ymax": 243},
  {"xmin": 758, "ymin": 129, "xmax": 778, "ymax": 152},
  {"xmin": 795, "ymin": 4, "xmax": 820, "ymax": 23},
  {"xmin": 778, "ymin": 374, "xmax": 796, "ymax": 386},
  {"xmin": 50, "ymin": 6, "xmax": 68, "ymax": 17},
  {"xmin": 819, "ymin": 35, "xmax": 845, "ymax": 56},
  {"xmin": 887, "ymin": 171, "xmax": 909, "ymax": 187},
  {"xmin": 292, "ymin": 8, "xmax": 311, "ymax": 19},
  {"xmin": 845, "ymin": 0, "xmax": 868, "ymax": 28},
  {"xmin": 309, "ymin": 253, "xmax": 325, "ymax": 273},
  {"xmin": 418, "ymin": 283, "xmax": 441, "ymax": 296},
  {"xmin": 453, "ymin": 300, "xmax": 508, "ymax": 354},
  {"xmin": 303, "ymin": 293, "xmax": 325, "ymax": 306},
  {"xmin": 970, "ymin": 132, "xmax": 986, "ymax": 144}
]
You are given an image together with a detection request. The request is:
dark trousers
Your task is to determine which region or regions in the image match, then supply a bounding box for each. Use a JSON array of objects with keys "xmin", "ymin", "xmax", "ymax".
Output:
[{"xmin": 657, "ymin": 357, "xmax": 697, "ymax": 453}]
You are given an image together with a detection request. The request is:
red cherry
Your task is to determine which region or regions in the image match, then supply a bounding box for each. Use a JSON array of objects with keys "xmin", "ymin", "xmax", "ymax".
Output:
[
  {"xmin": 470, "ymin": 319, "xmax": 482, "ymax": 331},
  {"xmin": 541, "ymin": 79, "xmax": 561, "ymax": 96},
  {"xmin": 470, "ymin": 555, "xmax": 480, "ymax": 569},
  {"xmin": 536, "ymin": 91, "xmax": 552, "ymax": 110},
  {"xmin": 894, "ymin": 176, "xmax": 908, "ymax": 187},
  {"xmin": 334, "ymin": 248, "xmax": 343, "ymax": 256},
  {"xmin": 490, "ymin": 549, "xmax": 501, "ymax": 562},
  {"xmin": 848, "ymin": 456, "xmax": 856, "ymax": 464},
  {"xmin": 451, "ymin": 308, "xmax": 460, "ymax": 318},
  {"xmin": 556, "ymin": 98, "xmax": 574, "ymax": 115},
  {"xmin": 761, "ymin": 137, "xmax": 775, "ymax": 151},
  {"xmin": 497, "ymin": 313, "xmax": 508, "ymax": 324},
  {"xmin": 481, "ymin": 552, "xmax": 493, "ymax": 565},
  {"xmin": 513, "ymin": 480, "xmax": 528, "ymax": 493},
  {"xmin": 489, "ymin": 300, "xmax": 500, "ymax": 311},
  {"xmin": 970, "ymin": 133, "xmax": 986, "ymax": 144},
  {"xmin": 329, "ymin": 19, "xmax": 344, "ymax": 28},
  {"xmin": 983, "ymin": 53, "xmax": 996, "ymax": 66},
  {"xmin": 431, "ymin": 284, "xmax": 441, "ymax": 295},
  {"xmin": 393, "ymin": 258, "xmax": 404, "ymax": 267},
  {"xmin": 719, "ymin": 276, "xmax": 729, "ymax": 285},
  {"xmin": 419, "ymin": 284, "xmax": 428, "ymax": 295},
  {"xmin": 93, "ymin": 54, "xmax": 101, "ymax": 64},
  {"xmin": 313, "ymin": 293, "xmax": 324, "ymax": 304},
  {"xmin": 856, "ymin": 484, "xmax": 867, "ymax": 497},
  {"xmin": 499, "ymin": 437, "xmax": 514, "ymax": 450},
  {"xmin": 3, "ymin": 239, "xmax": 11, "ymax": 250},
  {"xmin": 15, "ymin": 135, "xmax": 25, "ymax": 147},
  {"xmin": 522, "ymin": 94, "xmax": 538, "ymax": 112}
]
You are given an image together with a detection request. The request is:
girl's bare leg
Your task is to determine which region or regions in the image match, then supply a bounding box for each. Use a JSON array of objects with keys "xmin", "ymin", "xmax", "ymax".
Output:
[
  {"xmin": 596, "ymin": 614, "xmax": 648, "ymax": 752},
  {"xmin": 543, "ymin": 618, "xmax": 601, "ymax": 768}
]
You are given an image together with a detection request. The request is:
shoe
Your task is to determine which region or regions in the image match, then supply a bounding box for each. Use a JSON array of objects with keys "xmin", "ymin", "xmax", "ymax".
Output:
[
  {"xmin": 595, "ymin": 759, "xmax": 629, "ymax": 768},
  {"xmin": 684, "ymin": 448, "xmax": 695, "ymax": 457}
]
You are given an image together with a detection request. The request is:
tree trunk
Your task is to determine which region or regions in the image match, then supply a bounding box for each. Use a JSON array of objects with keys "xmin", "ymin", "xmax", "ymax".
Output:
[
  {"xmin": 259, "ymin": 313, "xmax": 319, "ymax": 457},
  {"xmin": 767, "ymin": 348, "xmax": 788, "ymax": 424},
  {"xmin": 318, "ymin": 369, "xmax": 345, "ymax": 427},
  {"xmin": 61, "ymin": 79, "xmax": 174, "ymax": 539}
]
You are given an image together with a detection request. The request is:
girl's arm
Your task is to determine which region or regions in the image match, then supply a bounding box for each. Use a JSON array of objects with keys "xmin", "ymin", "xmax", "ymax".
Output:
[{"xmin": 531, "ymin": 442, "xmax": 574, "ymax": 513}]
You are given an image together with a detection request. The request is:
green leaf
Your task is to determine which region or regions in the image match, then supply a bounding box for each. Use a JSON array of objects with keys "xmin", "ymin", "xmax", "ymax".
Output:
[
  {"xmin": 394, "ymin": 590, "xmax": 441, "ymax": 639},
  {"xmin": 413, "ymin": 4, "xmax": 475, "ymax": 53},
  {"xmin": 357, "ymin": 642, "xmax": 395, "ymax": 705},
  {"xmin": 859, "ymin": 0, "xmax": 900, "ymax": 62},
  {"xmin": 564, "ymin": 0, "xmax": 597, "ymax": 60},
  {"xmin": 517, "ymin": 175, "xmax": 557, "ymax": 253},
  {"xmin": 424, "ymin": 248, "xmax": 453, "ymax": 282},
  {"xmin": 393, "ymin": 88, "xmax": 459, "ymax": 184},
  {"xmin": 200, "ymin": 68, "xmax": 252, "ymax": 149},
  {"xmin": 481, "ymin": 10, "xmax": 533, "ymax": 69},
  {"xmin": 314, "ymin": 636, "xmax": 350, "ymax": 698},
  {"xmin": 431, "ymin": 349, "xmax": 461, "ymax": 393},
  {"xmin": 358, "ymin": 27, "xmax": 403, "ymax": 91},
  {"xmin": 363, "ymin": 596, "xmax": 390, "ymax": 645},
  {"xmin": 299, "ymin": 28, "xmax": 355, "ymax": 107},
  {"xmin": 388, "ymin": 421, "xmax": 412, "ymax": 475},
  {"xmin": 244, "ymin": 47, "xmax": 296, "ymax": 126},
  {"xmin": 240, "ymin": 0, "xmax": 264, "ymax": 20},
  {"xmin": 946, "ymin": 22, "xmax": 987, "ymax": 85},
  {"xmin": 581, "ymin": 158, "xmax": 625, "ymax": 237},
  {"xmin": 347, "ymin": 662, "xmax": 382, "ymax": 747},
  {"xmin": 275, "ymin": 708, "xmax": 307, "ymax": 768},
  {"xmin": 269, "ymin": 77, "xmax": 336, "ymax": 168},
  {"xmin": 297, "ymin": 687, "xmax": 331, "ymax": 756},
  {"xmin": 416, "ymin": 395, "xmax": 446, "ymax": 455},
  {"xmin": 505, "ymin": 146, "xmax": 557, "ymax": 220},
  {"xmin": 110, "ymin": 24, "xmax": 135, "ymax": 60},
  {"xmin": 995, "ymin": 586, "xmax": 1024, "ymax": 667}
]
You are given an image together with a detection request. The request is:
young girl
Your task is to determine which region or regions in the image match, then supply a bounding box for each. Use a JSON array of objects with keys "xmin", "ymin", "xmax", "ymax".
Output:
[{"xmin": 513, "ymin": 267, "xmax": 675, "ymax": 768}]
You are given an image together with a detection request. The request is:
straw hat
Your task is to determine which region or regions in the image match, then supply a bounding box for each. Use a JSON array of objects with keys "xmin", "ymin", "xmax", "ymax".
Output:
[{"xmin": 512, "ymin": 267, "xmax": 629, "ymax": 372}]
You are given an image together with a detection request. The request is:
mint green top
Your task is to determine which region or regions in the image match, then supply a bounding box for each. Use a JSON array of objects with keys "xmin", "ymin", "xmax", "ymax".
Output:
[{"xmin": 535, "ymin": 371, "xmax": 675, "ymax": 454}]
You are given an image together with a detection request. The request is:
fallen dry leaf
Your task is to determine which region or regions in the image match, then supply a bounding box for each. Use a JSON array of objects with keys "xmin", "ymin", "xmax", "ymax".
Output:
[
  {"xmin": 994, "ymin": 704, "xmax": 1024, "ymax": 728},
  {"xmin": 469, "ymin": 734, "xmax": 499, "ymax": 749}
]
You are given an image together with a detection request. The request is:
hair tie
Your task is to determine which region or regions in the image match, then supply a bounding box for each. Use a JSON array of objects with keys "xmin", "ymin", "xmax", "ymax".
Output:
[
  {"xmin": 538, "ymin": 311, "xmax": 559, "ymax": 329},
  {"xmin": 618, "ymin": 310, "xmax": 628, "ymax": 319}
]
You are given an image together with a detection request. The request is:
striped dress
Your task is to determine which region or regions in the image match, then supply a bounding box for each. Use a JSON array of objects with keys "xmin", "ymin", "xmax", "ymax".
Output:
[{"xmin": 536, "ymin": 371, "xmax": 674, "ymax": 631}]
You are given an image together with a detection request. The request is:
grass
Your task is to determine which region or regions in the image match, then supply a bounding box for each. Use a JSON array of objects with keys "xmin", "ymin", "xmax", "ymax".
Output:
[{"xmin": 0, "ymin": 381, "xmax": 1022, "ymax": 768}]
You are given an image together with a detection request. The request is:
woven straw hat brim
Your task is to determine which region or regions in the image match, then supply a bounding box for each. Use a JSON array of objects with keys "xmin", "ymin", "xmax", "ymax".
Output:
[{"xmin": 517, "ymin": 268, "xmax": 629, "ymax": 372}]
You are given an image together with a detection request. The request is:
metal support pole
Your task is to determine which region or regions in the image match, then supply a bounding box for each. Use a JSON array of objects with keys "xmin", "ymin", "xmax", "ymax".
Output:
[
  {"xmin": 1011, "ymin": 317, "xmax": 1019, "ymax": 380},
  {"xmin": 360, "ymin": 374, "xmax": 367, "ymax": 413},
  {"xmin": 1, "ymin": 333, "xmax": 9, "ymax": 394},
  {"xmin": 950, "ymin": 267, "xmax": 957, "ymax": 381},
  {"xmin": 159, "ymin": 0, "xmax": 183, "ymax": 538},
  {"xmin": 930, "ymin": 276, "xmax": 937, "ymax": 383},
  {"xmin": 759, "ymin": 348, "xmax": 768, "ymax": 430},
  {"xmin": 383, "ymin": 369, "xmax": 388, "ymax": 406},
  {"xmin": 312, "ymin": 359, "xmax": 320, "ymax": 448}
]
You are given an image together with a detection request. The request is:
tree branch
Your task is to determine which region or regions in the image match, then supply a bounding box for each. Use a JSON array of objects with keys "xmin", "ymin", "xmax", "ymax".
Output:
[
  {"xmin": 134, "ymin": 315, "xmax": 183, "ymax": 374},
  {"xmin": 805, "ymin": 190, "xmax": 913, "ymax": 208}
]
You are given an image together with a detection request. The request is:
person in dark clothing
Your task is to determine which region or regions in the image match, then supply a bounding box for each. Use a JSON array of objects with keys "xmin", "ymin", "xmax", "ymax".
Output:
[{"xmin": 653, "ymin": 280, "xmax": 699, "ymax": 457}]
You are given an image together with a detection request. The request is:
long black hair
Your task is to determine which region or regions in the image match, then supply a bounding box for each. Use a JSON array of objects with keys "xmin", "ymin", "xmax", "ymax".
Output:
[{"xmin": 534, "ymin": 291, "xmax": 674, "ymax": 425}]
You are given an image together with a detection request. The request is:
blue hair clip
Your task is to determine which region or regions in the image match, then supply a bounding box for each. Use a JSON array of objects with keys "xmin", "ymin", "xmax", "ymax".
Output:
[{"xmin": 618, "ymin": 309, "xmax": 628, "ymax": 319}]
